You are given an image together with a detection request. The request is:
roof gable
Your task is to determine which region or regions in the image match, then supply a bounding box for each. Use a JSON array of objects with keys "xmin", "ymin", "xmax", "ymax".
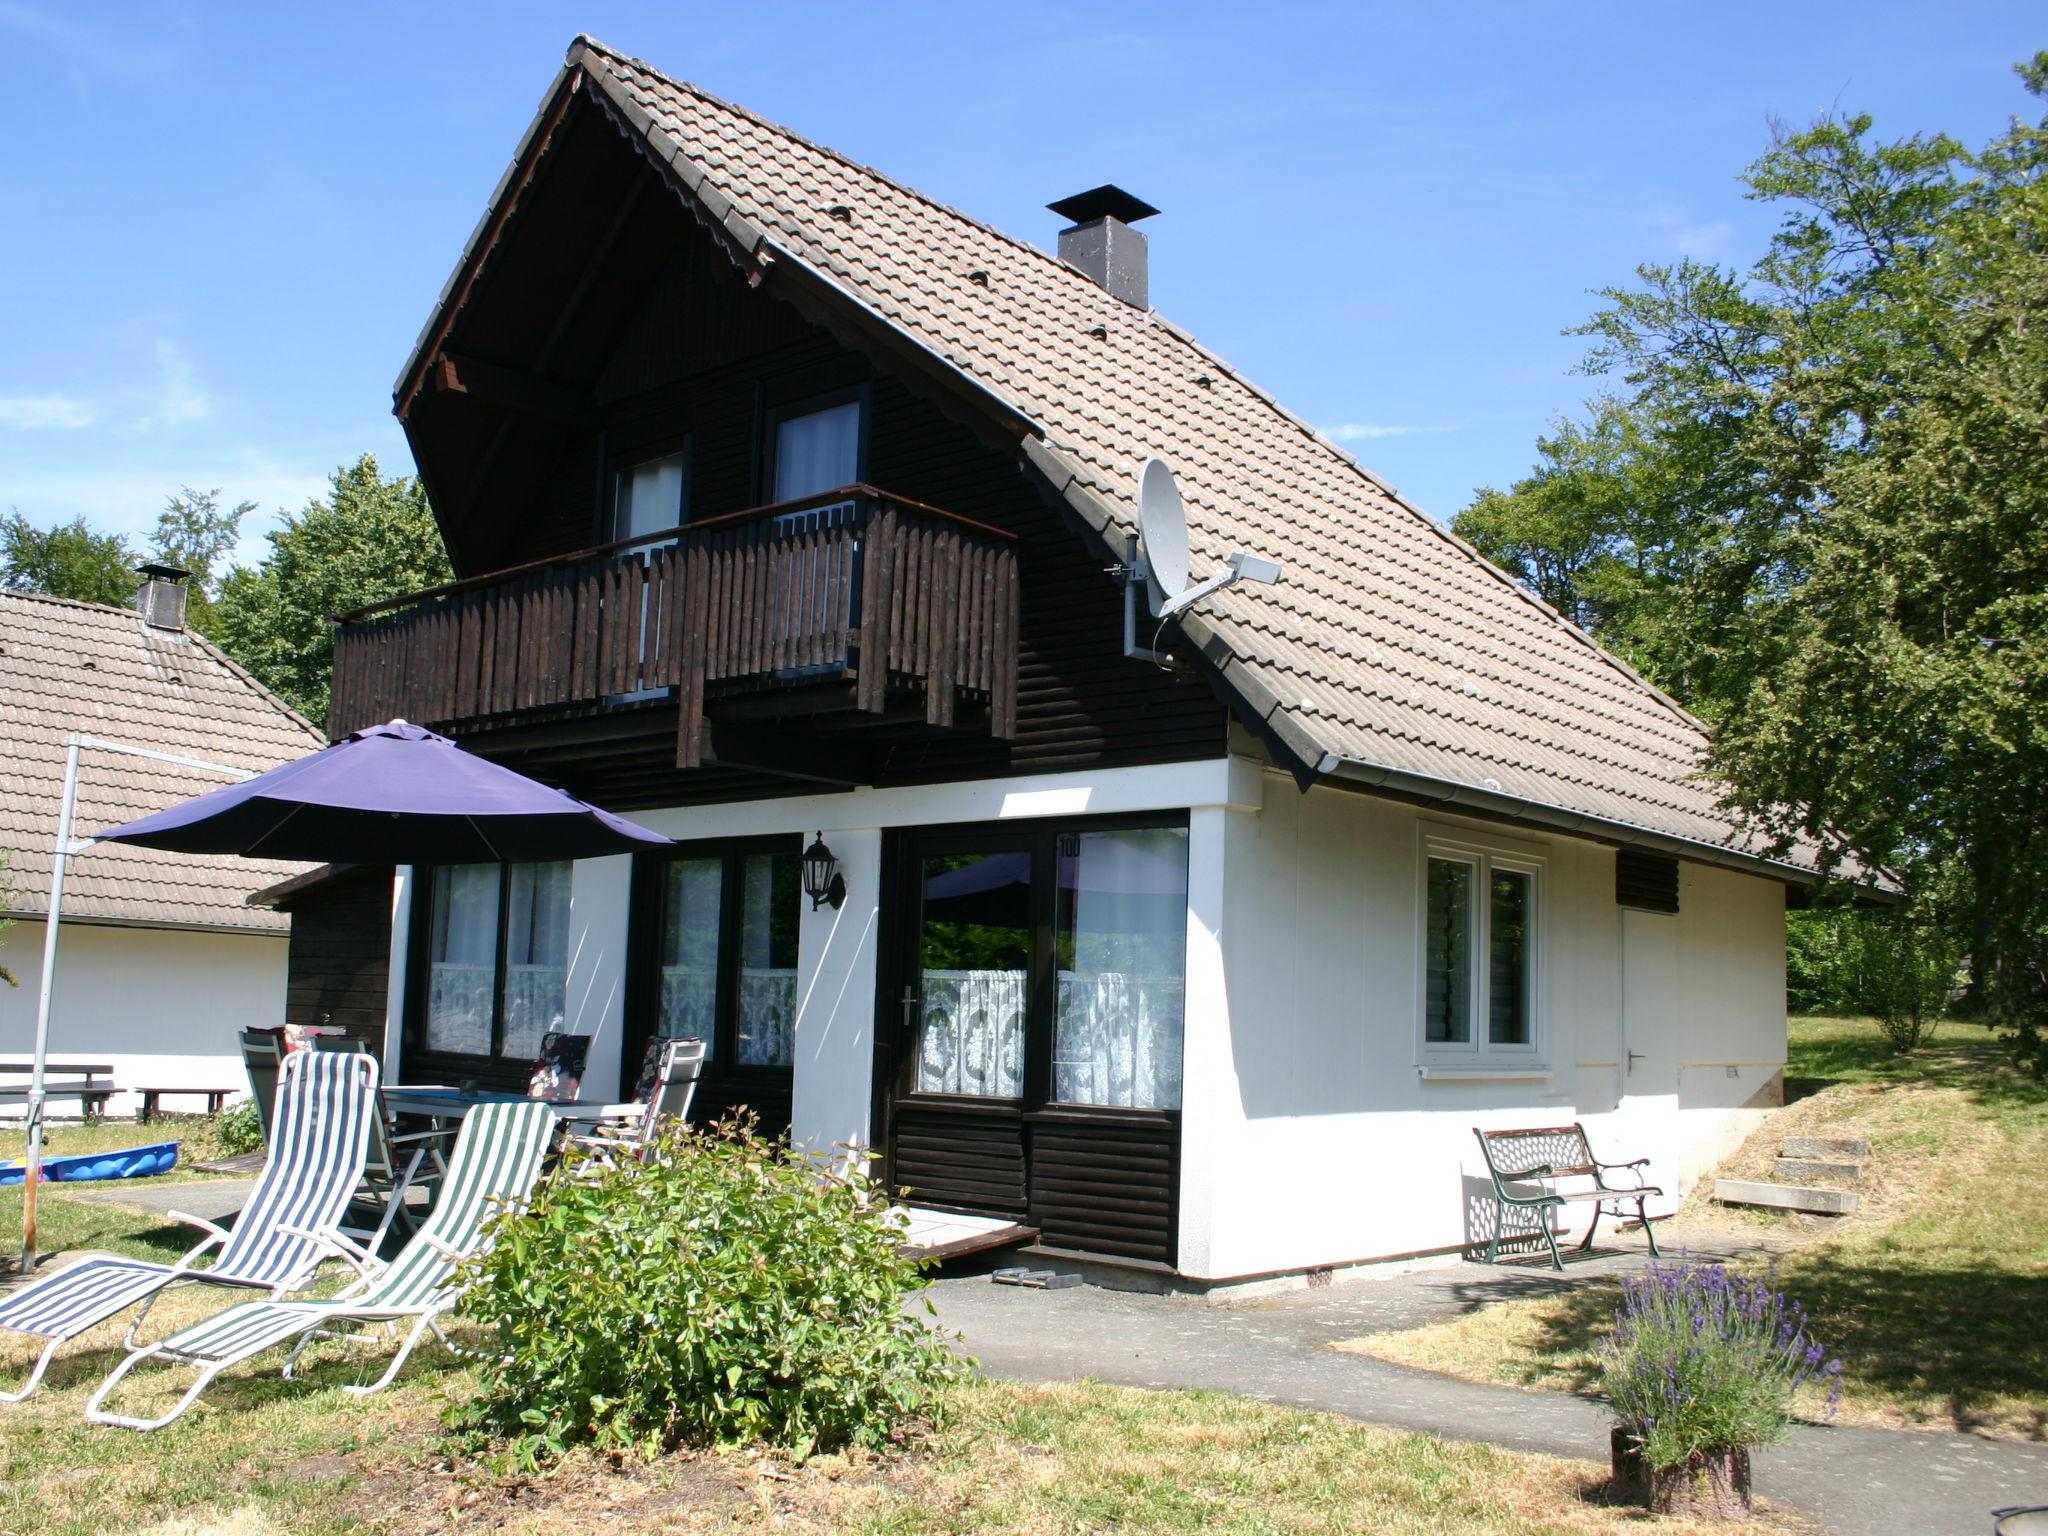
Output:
[
  {"xmin": 406, "ymin": 36, "xmax": 1831, "ymax": 882},
  {"xmin": 0, "ymin": 590, "xmax": 323, "ymax": 931}
]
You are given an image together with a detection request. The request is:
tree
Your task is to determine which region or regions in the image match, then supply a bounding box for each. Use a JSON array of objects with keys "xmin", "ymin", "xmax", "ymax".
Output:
[
  {"xmin": 1, "ymin": 513, "xmax": 137, "ymax": 607},
  {"xmin": 1458, "ymin": 55, "xmax": 2048, "ymax": 1059},
  {"xmin": 152, "ymin": 487, "xmax": 252, "ymax": 632},
  {"xmin": 211, "ymin": 454, "xmax": 451, "ymax": 726}
]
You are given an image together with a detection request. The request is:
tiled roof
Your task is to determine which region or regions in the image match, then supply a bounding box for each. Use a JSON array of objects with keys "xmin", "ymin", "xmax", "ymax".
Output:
[
  {"xmin": 0, "ymin": 590, "xmax": 324, "ymax": 930},
  {"xmin": 519, "ymin": 40, "xmax": 1827, "ymax": 877}
]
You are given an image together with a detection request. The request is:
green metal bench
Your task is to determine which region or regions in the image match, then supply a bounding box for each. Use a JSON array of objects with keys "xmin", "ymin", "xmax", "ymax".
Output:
[{"xmin": 1473, "ymin": 1123, "xmax": 1662, "ymax": 1269}]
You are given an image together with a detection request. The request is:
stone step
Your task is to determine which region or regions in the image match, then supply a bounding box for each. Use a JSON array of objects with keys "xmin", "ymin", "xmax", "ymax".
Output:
[
  {"xmin": 1714, "ymin": 1179, "xmax": 1860, "ymax": 1215},
  {"xmin": 1774, "ymin": 1156, "xmax": 1862, "ymax": 1185},
  {"xmin": 1781, "ymin": 1135, "xmax": 1870, "ymax": 1161}
]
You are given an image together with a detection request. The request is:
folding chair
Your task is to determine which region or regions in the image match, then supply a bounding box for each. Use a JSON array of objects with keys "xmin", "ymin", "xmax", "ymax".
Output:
[
  {"xmin": 568, "ymin": 1036, "xmax": 705, "ymax": 1169},
  {"xmin": 0, "ymin": 1048, "xmax": 380, "ymax": 1404},
  {"xmin": 307, "ymin": 1037, "xmax": 448, "ymax": 1249},
  {"xmin": 237, "ymin": 1028, "xmax": 285, "ymax": 1147},
  {"xmin": 86, "ymin": 1099, "xmax": 556, "ymax": 1430}
]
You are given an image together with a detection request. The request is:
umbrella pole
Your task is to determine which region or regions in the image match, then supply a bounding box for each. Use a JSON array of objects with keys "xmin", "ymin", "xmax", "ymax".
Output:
[{"xmin": 22, "ymin": 737, "xmax": 82, "ymax": 1276}]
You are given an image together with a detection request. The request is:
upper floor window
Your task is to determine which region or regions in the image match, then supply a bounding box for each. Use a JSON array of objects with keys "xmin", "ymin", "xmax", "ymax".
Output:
[
  {"xmin": 421, "ymin": 861, "xmax": 572, "ymax": 1062},
  {"xmin": 614, "ymin": 444, "xmax": 689, "ymax": 545},
  {"xmin": 1420, "ymin": 834, "xmax": 1540, "ymax": 1061},
  {"xmin": 770, "ymin": 398, "xmax": 863, "ymax": 504}
]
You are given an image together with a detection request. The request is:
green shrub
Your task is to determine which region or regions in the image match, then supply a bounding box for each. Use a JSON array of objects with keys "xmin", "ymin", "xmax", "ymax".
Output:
[
  {"xmin": 1785, "ymin": 908, "xmax": 1861, "ymax": 1014},
  {"xmin": 212, "ymin": 1099, "xmax": 263, "ymax": 1157},
  {"xmin": 450, "ymin": 1117, "xmax": 968, "ymax": 1466},
  {"xmin": 1602, "ymin": 1260, "xmax": 1839, "ymax": 1471}
]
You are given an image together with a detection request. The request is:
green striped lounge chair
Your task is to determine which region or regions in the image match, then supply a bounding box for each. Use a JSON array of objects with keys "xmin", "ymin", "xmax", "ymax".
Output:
[
  {"xmin": 0, "ymin": 1047, "xmax": 381, "ymax": 1404},
  {"xmin": 85, "ymin": 1099, "xmax": 556, "ymax": 1430}
]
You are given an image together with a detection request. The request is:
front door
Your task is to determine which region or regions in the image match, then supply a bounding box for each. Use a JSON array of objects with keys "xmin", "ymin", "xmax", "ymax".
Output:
[{"xmin": 877, "ymin": 819, "xmax": 1189, "ymax": 1265}]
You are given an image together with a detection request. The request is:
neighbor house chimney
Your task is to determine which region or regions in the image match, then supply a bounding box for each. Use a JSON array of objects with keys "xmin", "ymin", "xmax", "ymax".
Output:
[
  {"xmin": 1048, "ymin": 185, "xmax": 1160, "ymax": 308},
  {"xmin": 136, "ymin": 563, "xmax": 191, "ymax": 632}
]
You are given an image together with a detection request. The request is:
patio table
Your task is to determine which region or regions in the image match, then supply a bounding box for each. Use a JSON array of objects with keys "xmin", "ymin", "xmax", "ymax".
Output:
[{"xmin": 382, "ymin": 1085, "xmax": 639, "ymax": 1128}]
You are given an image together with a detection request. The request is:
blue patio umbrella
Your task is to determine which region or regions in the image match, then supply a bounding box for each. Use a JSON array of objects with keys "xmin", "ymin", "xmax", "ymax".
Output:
[{"xmin": 92, "ymin": 719, "xmax": 670, "ymax": 863}]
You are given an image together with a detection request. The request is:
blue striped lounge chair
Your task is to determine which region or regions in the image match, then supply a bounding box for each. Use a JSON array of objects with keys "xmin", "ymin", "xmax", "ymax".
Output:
[
  {"xmin": 0, "ymin": 1047, "xmax": 381, "ymax": 1404},
  {"xmin": 86, "ymin": 1099, "xmax": 556, "ymax": 1430}
]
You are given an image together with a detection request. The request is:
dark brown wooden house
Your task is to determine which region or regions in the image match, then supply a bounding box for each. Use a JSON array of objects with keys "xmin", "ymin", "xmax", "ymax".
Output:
[{"xmin": 328, "ymin": 37, "xmax": 1837, "ymax": 1281}]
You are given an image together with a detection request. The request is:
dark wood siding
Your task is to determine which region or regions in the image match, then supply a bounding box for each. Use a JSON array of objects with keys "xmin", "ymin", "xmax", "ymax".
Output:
[
  {"xmin": 1028, "ymin": 1112, "xmax": 1178, "ymax": 1265},
  {"xmin": 274, "ymin": 868, "xmax": 393, "ymax": 1054},
  {"xmin": 891, "ymin": 1102, "xmax": 1030, "ymax": 1215}
]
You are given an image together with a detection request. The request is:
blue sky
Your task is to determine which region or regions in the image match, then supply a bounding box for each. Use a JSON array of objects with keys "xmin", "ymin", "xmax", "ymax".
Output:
[{"xmin": 1, "ymin": 2, "xmax": 2040, "ymax": 568}]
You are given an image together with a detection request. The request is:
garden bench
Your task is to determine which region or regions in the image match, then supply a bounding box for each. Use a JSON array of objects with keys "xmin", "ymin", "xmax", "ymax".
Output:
[
  {"xmin": 0, "ymin": 1079, "xmax": 115, "ymax": 1121},
  {"xmin": 134, "ymin": 1086, "xmax": 238, "ymax": 1122},
  {"xmin": 1473, "ymin": 1123, "xmax": 1662, "ymax": 1270}
]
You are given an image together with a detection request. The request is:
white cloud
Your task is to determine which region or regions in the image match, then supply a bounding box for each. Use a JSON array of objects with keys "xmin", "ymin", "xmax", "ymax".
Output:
[
  {"xmin": 1320, "ymin": 421, "xmax": 1431, "ymax": 442},
  {"xmin": 133, "ymin": 340, "xmax": 213, "ymax": 431},
  {"xmin": 1672, "ymin": 221, "xmax": 1734, "ymax": 259},
  {"xmin": 0, "ymin": 392, "xmax": 96, "ymax": 430}
]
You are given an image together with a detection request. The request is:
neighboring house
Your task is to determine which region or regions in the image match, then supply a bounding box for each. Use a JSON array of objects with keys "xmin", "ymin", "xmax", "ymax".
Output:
[
  {"xmin": 327, "ymin": 36, "xmax": 1846, "ymax": 1282},
  {"xmin": 0, "ymin": 576, "xmax": 323, "ymax": 1118}
]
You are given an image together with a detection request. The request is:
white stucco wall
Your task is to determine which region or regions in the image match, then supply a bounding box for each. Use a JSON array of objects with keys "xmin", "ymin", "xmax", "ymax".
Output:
[
  {"xmin": 0, "ymin": 918, "xmax": 290, "ymax": 1119},
  {"xmin": 1182, "ymin": 771, "xmax": 1787, "ymax": 1280}
]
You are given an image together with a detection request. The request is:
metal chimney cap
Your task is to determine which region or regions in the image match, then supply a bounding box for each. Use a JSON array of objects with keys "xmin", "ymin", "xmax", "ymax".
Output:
[
  {"xmin": 137, "ymin": 562, "xmax": 192, "ymax": 583},
  {"xmin": 1047, "ymin": 185, "xmax": 1160, "ymax": 228}
]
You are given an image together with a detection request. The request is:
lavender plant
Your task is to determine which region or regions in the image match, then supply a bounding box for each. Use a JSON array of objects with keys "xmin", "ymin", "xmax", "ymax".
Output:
[{"xmin": 1601, "ymin": 1259, "xmax": 1842, "ymax": 1471}]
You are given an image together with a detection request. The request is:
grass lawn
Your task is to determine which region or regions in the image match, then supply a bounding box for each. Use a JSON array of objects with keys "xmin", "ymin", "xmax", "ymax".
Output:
[
  {"xmin": 0, "ymin": 1193, "xmax": 1814, "ymax": 1535},
  {"xmin": 1342, "ymin": 1016, "xmax": 2048, "ymax": 1441}
]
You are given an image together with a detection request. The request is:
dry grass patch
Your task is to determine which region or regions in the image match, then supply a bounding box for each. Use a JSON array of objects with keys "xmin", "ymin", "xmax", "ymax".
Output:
[
  {"xmin": 0, "ymin": 1194, "xmax": 1817, "ymax": 1536},
  {"xmin": 363, "ymin": 1381, "xmax": 1813, "ymax": 1536},
  {"xmin": 1337, "ymin": 1018, "xmax": 2048, "ymax": 1441}
]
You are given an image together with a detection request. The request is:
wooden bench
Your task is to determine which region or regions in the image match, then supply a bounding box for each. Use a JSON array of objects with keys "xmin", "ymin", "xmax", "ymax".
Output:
[
  {"xmin": 135, "ymin": 1087, "xmax": 239, "ymax": 1122},
  {"xmin": 0, "ymin": 1080, "xmax": 116, "ymax": 1120},
  {"xmin": 1473, "ymin": 1123, "xmax": 1662, "ymax": 1269}
]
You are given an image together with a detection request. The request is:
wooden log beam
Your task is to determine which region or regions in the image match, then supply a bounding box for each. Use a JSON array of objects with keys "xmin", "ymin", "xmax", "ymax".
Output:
[{"xmin": 428, "ymin": 352, "xmax": 594, "ymax": 427}]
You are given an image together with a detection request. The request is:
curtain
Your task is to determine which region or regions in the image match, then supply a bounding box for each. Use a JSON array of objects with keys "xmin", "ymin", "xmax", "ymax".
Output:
[
  {"xmin": 735, "ymin": 852, "xmax": 800, "ymax": 1066},
  {"xmin": 1051, "ymin": 827, "xmax": 1189, "ymax": 1110},
  {"xmin": 618, "ymin": 450, "xmax": 687, "ymax": 542},
  {"xmin": 426, "ymin": 864, "xmax": 500, "ymax": 1055},
  {"xmin": 917, "ymin": 970, "xmax": 1026, "ymax": 1097},
  {"xmin": 502, "ymin": 861, "xmax": 571, "ymax": 1059},
  {"xmin": 658, "ymin": 857, "xmax": 723, "ymax": 1052},
  {"xmin": 773, "ymin": 402, "xmax": 861, "ymax": 502}
]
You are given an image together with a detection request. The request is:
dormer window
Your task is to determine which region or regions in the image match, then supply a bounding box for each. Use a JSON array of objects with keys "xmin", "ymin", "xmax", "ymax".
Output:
[{"xmin": 770, "ymin": 399, "xmax": 862, "ymax": 504}]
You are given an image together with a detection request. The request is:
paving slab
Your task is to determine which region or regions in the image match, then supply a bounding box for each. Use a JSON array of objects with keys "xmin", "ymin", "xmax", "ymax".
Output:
[
  {"xmin": 70, "ymin": 1177, "xmax": 255, "ymax": 1224},
  {"xmin": 925, "ymin": 1237, "xmax": 2048, "ymax": 1536}
]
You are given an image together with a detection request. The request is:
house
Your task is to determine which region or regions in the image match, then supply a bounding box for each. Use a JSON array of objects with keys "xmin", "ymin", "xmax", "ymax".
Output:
[
  {"xmin": 328, "ymin": 36, "xmax": 1829, "ymax": 1282},
  {"xmin": 0, "ymin": 575, "xmax": 324, "ymax": 1118}
]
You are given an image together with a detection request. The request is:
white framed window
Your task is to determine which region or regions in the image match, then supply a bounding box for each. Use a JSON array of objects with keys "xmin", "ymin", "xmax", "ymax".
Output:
[{"xmin": 1418, "ymin": 830, "xmax": 1542, "ymax": 1063}]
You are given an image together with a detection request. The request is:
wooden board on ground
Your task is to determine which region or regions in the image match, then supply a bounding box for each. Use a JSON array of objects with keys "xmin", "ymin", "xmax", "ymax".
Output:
[{"xmin": 893, "ymin": 1205, "xmax": 1038, "ymax": 1262}]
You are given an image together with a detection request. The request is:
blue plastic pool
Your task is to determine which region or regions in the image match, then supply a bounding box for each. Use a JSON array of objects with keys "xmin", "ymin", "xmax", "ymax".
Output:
[{"xmin": 0, "ymin": 1141, "xmax": 179, "ymax": 1186}]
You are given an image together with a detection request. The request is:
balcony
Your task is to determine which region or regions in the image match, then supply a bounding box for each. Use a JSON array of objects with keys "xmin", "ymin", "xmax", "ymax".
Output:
[{"xmin": 328, "ymin": 486, "xmax": 1019, "ymax": 769}]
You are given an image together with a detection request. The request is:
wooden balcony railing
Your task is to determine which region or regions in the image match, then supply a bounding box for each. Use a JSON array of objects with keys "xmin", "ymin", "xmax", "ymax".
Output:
[{"xmin": 328, "ymin": 486, "xmax": 1019, "ymax": 767}]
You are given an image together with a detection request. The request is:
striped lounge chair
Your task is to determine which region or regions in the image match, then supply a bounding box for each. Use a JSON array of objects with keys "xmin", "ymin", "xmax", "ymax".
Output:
[
  {"xmin": 86, "ymin": 1099, "xmax": 555, "ymax": 1430},
  {"xmin": 0, "ymin": 1048, "xmax": 381, "ymax": 1404}
]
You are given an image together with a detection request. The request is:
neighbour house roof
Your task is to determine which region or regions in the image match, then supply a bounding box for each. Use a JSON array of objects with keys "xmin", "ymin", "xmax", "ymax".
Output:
[
  {"xmin": 0, "ymin": 589, "xmax": 324, "ymax": 932},
  {"xmin": 411, "ymin": 37, "xmax": 1845, "ymax": 884}
]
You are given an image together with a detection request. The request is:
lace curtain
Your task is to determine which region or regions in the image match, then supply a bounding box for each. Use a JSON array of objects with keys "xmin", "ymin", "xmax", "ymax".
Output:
[{"xmin": 917, "ymin": 969, "xmax": 1026, "ymax": 1097}]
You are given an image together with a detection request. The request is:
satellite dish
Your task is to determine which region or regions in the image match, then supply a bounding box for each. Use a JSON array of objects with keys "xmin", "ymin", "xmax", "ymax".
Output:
[{"xmin": 1137, "ymin": 457, "xmax": 1190, "ymax": 614}]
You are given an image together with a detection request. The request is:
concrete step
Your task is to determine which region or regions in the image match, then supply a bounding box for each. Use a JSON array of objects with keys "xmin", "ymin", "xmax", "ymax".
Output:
[
  {"xmin": 1774, "ymin": 1156, "xmax": 1863, "ymax": 1185},
  {"xmin": 1715, "ymin": 1178, "xmax": 1860, "ymax": 1215},
  {"xmin": 1781, "ymin": 1135, "xmax": 1870, "ymax": 1161}
]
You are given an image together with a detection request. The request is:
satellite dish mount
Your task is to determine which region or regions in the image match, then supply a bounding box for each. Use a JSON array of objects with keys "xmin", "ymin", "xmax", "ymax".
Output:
[{"xmin": 1118, "ymin": 456, "xmax": 1283, "ymax": 664}]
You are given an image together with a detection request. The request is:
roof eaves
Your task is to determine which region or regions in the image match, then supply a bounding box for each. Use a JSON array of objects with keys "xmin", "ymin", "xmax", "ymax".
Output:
[{"xmin": 393, "ymin": 58, "xmax": 588, "ymax": 408}]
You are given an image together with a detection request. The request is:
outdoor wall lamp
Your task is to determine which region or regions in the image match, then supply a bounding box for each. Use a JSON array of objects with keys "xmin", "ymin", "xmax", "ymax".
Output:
[{"xmin": 802, "ymin": 831, "xmax": 846, "ymax": 911}]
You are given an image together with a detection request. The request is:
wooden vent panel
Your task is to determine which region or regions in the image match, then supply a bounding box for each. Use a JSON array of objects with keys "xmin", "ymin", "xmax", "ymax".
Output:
[
  {"xmin": 1028, "ymin": 1117, "xmax": 1179, "ymax": 1266},
  {"xmin": 891, "ymin": 1104, "xmax": 1028, "ymax": 1217},
  {"xmin": 1616, "ymin": 849, "xmax": 1681, "ymax": 913}
]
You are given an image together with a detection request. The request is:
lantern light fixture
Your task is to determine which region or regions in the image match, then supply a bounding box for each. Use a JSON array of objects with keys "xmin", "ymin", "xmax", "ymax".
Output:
[{"xmin": 802, "ymin": 831, "xmax": 846, "ymax": 911}]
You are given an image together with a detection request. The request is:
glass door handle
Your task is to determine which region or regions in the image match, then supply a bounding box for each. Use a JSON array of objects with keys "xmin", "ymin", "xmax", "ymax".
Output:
[{"xmin": 900, "ymin": 987, "xmax": 919, "ymax": 1032}]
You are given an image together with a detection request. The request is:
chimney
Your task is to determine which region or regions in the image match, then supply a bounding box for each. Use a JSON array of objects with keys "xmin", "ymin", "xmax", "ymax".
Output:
[
  {"xmin": 1048, "ymin": 185, "xmax": 1160, "ymax": 308},
  {"xmin": 136, "ymin": 563, "xmax": 192, "ymax": 632}
]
